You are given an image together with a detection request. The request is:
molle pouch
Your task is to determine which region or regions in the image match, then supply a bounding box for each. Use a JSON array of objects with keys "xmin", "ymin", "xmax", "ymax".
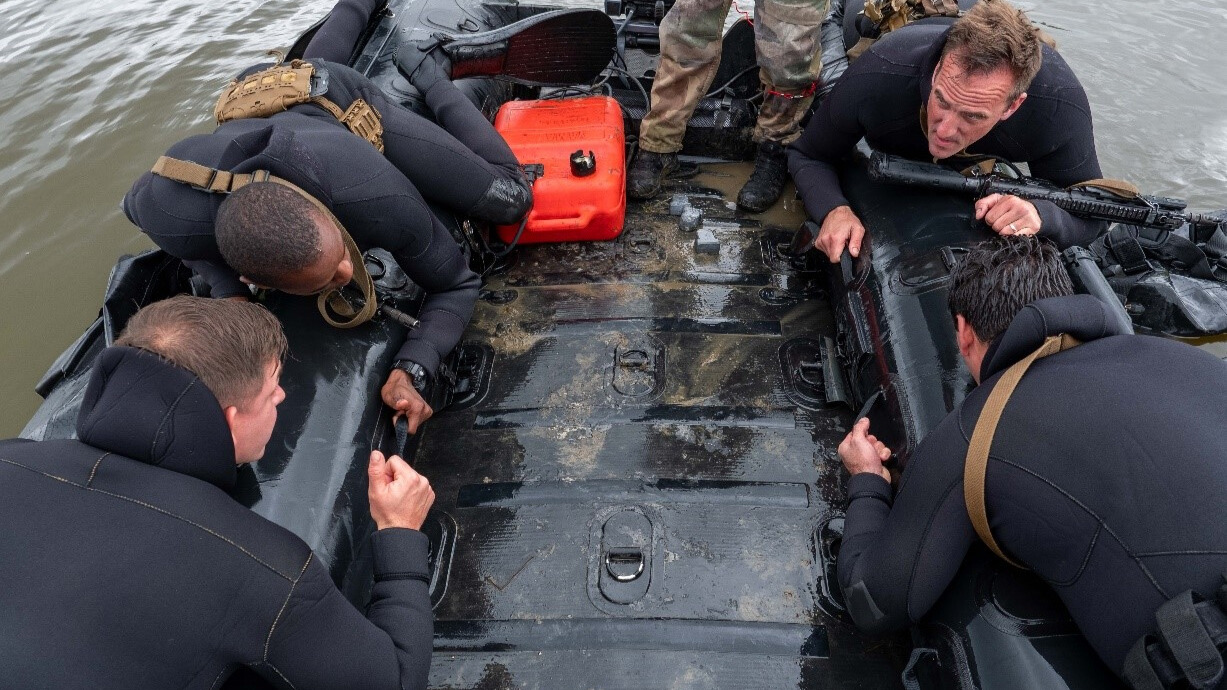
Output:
[{"xmin": 213, "ymin": 60, "xmax": 330, "ymax": 124}]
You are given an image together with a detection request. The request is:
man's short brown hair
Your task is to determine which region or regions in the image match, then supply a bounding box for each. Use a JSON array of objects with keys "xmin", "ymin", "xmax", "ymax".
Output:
[
  {"xmin": 116, "ymin": 296, "xmax": 288, "ymax": 408},
  {"xmin": 942, "ymin": 0, "xmax": 1045, "ymax": 100}
]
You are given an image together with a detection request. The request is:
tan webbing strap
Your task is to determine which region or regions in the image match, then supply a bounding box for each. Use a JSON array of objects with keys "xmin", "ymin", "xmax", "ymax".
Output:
[
  {"xmin": 149, "ymin": 156, "xmax": 379, "ymax": 329},
  {"xmin": 151, "ymin": 156, "xmax": 273, "ymax": 194},
  {"xmin": 964, "ymin": 333, "xmax": 1081, "ymax": 568},
  {"xmin": 847, "ymin": 36, "xmax": 878, "ymax": 61},
  {"xmin": 1067, "ymin": 178, "xmax": 1141, "ymax": 200},
  {"xmin": 960, "ymin": 159, "xmax": 998, "ymax": 177}
]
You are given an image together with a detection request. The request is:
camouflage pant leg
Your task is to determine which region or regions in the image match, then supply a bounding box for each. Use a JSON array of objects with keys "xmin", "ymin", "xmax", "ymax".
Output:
[
  {"xmin": 752, "ymin": 0, "xmax": 829, "ymax": 144},
  {"xmin": 638, "ymin": 0, "xmax": 733, "ymax": 153}
]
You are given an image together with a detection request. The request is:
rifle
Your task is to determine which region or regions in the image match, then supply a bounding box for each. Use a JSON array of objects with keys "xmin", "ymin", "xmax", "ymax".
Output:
[{"xmin": 867, "ymin": 152, "xmax": 1223, "ymax": 239}]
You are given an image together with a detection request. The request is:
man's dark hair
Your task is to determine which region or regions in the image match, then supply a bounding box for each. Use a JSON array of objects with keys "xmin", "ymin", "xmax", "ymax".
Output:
[
  {"xmin": 948, "ymin": 237, "xmax": 1074, "ymax": 343},
  {"xmin": 215, "ymin": 182, "xmax": 324, "ymax": 288},
  {"xmin": 942, "ymin": 0, "xmax": 1045, "ymax": 100},
  {"xmin": 116, "ymin": 296, "xmax": 288, "ymax": 408}
]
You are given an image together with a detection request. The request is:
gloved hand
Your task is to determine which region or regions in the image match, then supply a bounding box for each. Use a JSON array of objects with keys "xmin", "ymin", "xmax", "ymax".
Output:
[{"xmin": 395, "ymin": 36, "xmax": 453, "ymax": 92}]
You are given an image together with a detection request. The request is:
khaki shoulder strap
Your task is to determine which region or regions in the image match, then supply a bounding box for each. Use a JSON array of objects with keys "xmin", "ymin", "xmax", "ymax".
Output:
[
  {"xmin": 1067, "ymin": 178, "xmax": 1141, "ymax": 200},
  {"xmin": 964, "ymin": 333, "xmax": 1081, "ymax": 568},
  {"xmin": 150, "ymin": 156, "xmax": 378, "ymax": 329}
]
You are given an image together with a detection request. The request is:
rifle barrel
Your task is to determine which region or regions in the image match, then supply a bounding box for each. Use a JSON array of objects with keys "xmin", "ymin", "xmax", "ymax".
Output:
[{"xmin": 867, "ymin": 152, "xmax": 1209, "ymax": 234}]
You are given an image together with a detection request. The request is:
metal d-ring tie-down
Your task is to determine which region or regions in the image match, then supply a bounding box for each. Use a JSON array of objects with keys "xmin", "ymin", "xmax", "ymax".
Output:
[{"xmin": 605, "ymin": 548, "xmax": 645, "ymax": 582}]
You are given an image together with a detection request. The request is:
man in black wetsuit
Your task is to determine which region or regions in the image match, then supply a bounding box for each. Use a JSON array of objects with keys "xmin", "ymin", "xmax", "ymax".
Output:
[
  {"xmin": 790, "ymin": 0, "xmax": 1106, "ymax": 261},
  {"xmin": 123, "ymin": 0, "xmax": 532, "ymax": 434},
  {"xmin": 835, "ymin": 238, "xmax": 1227, "ymax": 680},
  {"xmin": 0, "ymin": 297, "xmax": 436, "ymax": 689}
]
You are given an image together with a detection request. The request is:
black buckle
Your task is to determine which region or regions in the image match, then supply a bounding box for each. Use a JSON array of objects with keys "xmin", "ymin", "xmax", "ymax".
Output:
[{"xmin": 190, "ymin": 168, "xmax": 219, "ymax": 192}]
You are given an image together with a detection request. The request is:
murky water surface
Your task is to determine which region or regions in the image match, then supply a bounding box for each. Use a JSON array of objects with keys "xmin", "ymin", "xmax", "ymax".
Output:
[{"xmin": 1, "ymin": 0, "xmax": 1224, "ymax": 434}]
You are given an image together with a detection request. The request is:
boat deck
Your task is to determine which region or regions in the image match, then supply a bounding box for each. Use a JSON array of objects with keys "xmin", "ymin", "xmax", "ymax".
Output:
[{"xmin": 410, "ymin": 169, "xmax": 910, "ymax": 687}]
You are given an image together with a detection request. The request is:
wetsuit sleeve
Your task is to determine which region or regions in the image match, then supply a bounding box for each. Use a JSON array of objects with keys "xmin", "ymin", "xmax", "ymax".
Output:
[
  {"xmin": 122, "ymin": 170, "xmax": 250, "ymax": 299},
  {"xmin": 787, "ymin": 72, "xmax": 867, "ymax": 223},
  {"xmin": 182, "ymin": 259, "xmax": 249, "ymax": 299},
  {"xmin": 836, "ymin": 421, "xmax": 978, "ymax": 634},
  {"xmin": 1025, "ymin": 85, "xmax": 1107, "ymax": 248},
  {"xmin": 257, "ymin": 529, "xmax": 432, "ymax": 690},
  {"xmin": 302, "ymin": 0, "xmax": 384, "ymax": 64},
  {"xmin": 379, "ymin": 78, "xmax": 531, "ymax": 225},
  {"xmin": 326, "ymin": 150, "xmax": 481, "ymax": 376},
  {"xmin": 387, "ymin": 212, "xmax": 482, "ymax": 375}
]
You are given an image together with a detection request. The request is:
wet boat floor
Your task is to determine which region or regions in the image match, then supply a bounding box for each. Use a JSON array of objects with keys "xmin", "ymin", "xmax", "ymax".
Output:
[{"xmin": 412, "ymin": 166, "xmax": 910, "ymax": 688}]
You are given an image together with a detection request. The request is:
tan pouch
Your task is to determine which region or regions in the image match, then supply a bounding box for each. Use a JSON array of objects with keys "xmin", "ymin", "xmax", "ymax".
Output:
[
  {"xmin": 214, "ymin": 59, "xmax": 318, "ymax": 124},
  {"xmin": 213, "ymin": 58, "xmax": 384, "ymax": 152}
]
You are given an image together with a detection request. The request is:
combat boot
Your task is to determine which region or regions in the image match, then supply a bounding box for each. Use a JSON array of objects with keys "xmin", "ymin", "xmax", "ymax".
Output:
[
  {"xmin": 627, "ymin": 151, "xmax": 679, "ymax": 200},
  {"xmin": 736, "ymin": 141, "xmax": 789, "ymax": 213}
]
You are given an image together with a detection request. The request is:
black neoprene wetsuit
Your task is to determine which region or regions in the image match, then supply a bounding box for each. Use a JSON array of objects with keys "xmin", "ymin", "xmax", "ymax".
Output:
[
  {"xmin": 837, "ymin": 294, "xmax": 1227, "ymax": 674},
  {"xmin": 0, "ymin": 347, "xmax": 433, "ymax": 689},
  {"xmin": 789, "ymin": 23, "xmax": 1106, "ymax": 249},
  {"xmin": 122, "ymin": 0, "xmax": 530, "ymax": 374}
]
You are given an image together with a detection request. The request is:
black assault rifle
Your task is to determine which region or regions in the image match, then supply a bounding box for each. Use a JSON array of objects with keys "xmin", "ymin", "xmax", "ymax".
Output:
[{"xmin": 867, "ymin": 152, "xmax": 1223, "ymax": 239}]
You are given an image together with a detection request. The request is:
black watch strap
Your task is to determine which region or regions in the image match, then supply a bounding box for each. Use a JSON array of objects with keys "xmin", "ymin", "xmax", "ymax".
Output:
[{"xmin": 393, "ymin": 359, "xmax": 430, "ymax": 392}]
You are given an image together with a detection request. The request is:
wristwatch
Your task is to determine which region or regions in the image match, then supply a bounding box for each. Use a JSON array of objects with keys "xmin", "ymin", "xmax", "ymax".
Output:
[{"xmin": 392, "ymin": 359, "xmax": 430, "ymax": 393}]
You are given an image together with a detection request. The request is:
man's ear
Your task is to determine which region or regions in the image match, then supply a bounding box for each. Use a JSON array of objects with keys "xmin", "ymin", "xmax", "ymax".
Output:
[
  {"xmin": 239, "ymin": 275, "xmax": 272, "ymax": 290},
  {"xmin": 1000, "ymin": 92, "xmax": 1027, "ymax": 120},
  {"xmin": 955, "ymin": 314, "xmax": 976, "ymax": 359},
  {"xmin": 223, "ymin": 405, "xmax": 241, "ymax": 462}
]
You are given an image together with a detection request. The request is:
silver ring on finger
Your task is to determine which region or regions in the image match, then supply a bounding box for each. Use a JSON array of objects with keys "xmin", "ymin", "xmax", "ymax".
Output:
[{"xmin": 1008, "ymin": 222, "xmax": 1017, "ymax": 232}]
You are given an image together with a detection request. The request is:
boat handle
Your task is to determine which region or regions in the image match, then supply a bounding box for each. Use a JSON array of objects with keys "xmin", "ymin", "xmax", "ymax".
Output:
[
  {"xmin": 532, "ymin": 206, "xmax": 596, "ymax": 231},
  {"xmin": 605, "ymin": 547, "xmax": 645, "ymax": 582}
]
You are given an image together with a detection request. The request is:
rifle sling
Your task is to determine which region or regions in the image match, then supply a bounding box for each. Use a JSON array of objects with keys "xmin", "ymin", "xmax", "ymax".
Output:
[
  {"xmin": 964, "ymin": 333, "xmax": 1081, "ymax": 568},
  {"xmin": 944, "ymin": 157, "xmax": 1143, "ymax": 204},
  {"xmin": 150, "ymin": 156, "xmax": 379, "ymax": 329},
  {"xmin": 1068, "ymin": 178, "xmax": 1141, "ymax": 200}
]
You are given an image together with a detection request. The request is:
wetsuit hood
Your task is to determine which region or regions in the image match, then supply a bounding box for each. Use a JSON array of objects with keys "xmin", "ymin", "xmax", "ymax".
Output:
[
  {"xmin": 76, "ymin": 346, "xmax": 238, "ymax": 491},
  {"xmin": 981, "ymin": 294, "xmax": 1128, "ymax": 380}
]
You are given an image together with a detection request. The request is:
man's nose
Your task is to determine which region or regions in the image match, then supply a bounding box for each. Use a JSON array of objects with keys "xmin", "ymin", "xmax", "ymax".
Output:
[{"xmin": 934, "ymin": 115, "xmax": 957, "ymax": 139}]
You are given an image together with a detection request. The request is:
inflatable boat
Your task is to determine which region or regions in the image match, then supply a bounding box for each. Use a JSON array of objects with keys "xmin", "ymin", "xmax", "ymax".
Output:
[{"xmin": 23, "ymin": 0, "xmax": 1222, "ymax": 687}]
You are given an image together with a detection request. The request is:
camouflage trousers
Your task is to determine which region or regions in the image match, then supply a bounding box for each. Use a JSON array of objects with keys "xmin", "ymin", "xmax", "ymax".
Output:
[{"xmin": 638, "ymin": 0, "xmax": 829, "ymax": 153}]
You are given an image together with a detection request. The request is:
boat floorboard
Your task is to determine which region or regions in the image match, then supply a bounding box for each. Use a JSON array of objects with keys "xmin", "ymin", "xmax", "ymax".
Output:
[{"xmin": 410, "ymin": 171, "xmax": 910, "ymax": 688}]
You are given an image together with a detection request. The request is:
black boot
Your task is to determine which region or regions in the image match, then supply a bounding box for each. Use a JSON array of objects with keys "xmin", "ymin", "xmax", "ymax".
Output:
[
  {"xmin": 627, "ymin": 151, "xmax": 679, "ymax": 200},
  {"xmin": 737, "ymin": 141, "xmax": 789, "ymax": 213}
]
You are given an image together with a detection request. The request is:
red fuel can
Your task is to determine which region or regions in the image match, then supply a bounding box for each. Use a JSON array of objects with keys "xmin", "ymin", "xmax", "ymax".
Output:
[{"xmin": 493, "ymin": 96, "xmax": 626, "ymax": 243}]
